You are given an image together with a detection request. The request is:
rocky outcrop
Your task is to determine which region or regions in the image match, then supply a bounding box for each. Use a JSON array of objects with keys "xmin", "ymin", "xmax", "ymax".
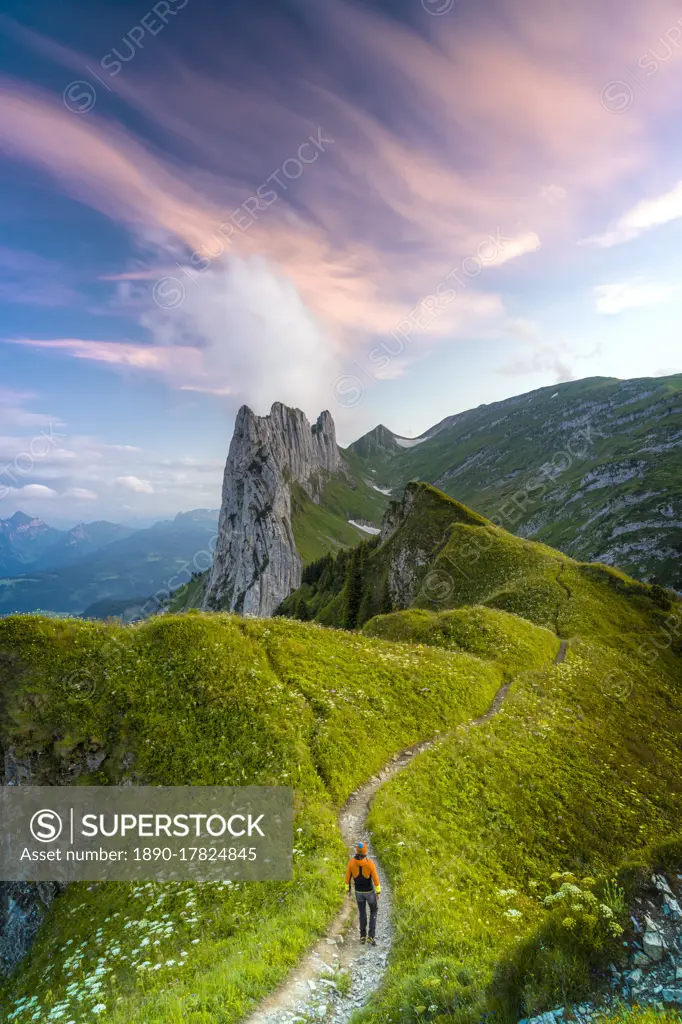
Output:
[
  {"xmin": 203, "ymin": 403, "xmax": 343, "ymax": 617},
  {"xmin": 0, "ymin": 747, "xmax": 73, "ymax": 976},
  {"xmin": 519, "ymin": 871, "xmax": 682, "ymax": 1024},
  {"xmin": 379, "ymin": 485, "xmax": 420, "ymax": 545},
  {"xmin": 0, "ymin": 881, "xmax": 63, "ymax": 976}
]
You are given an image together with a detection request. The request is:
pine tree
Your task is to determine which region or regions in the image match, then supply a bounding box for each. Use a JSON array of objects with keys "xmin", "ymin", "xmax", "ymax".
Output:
[
  {"xmin": 357, "ymin": 588, "xmax": 376, "ymax": 628},
  {"xmin": 380, "ymin": 577, "xmax": 393, "ymax": 615},
  {"xmin": 342, "ymin": 547, "xmax": 364, "ymax": 630}
]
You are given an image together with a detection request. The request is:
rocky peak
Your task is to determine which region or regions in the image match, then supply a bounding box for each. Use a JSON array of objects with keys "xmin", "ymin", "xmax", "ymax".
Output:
[
  {"xmin": 6, "ymin": 512, "xmax": 33, "ymax": 527},
  {"xmin": 347, "ymin": 423, "xmax": 399, "ymax": 460},
  {"xmin": 203, "ymin": 403, "xmax": 342, "ymax": 617}
]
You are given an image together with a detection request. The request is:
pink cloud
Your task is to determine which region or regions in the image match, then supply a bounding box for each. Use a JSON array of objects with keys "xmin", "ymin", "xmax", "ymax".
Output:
[
  {"xmin": 7, "ymin": 337, "xmax": 201, "ymax": 371},
  {"xmin": 3, "ymin": 0, "xmax": 682, "ymax": 409}
]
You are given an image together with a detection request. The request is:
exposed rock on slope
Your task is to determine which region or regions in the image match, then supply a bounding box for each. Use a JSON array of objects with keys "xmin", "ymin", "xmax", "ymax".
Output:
[{"xmin": 203, "ymin": 403, "xmax": 344, "ymax": 616}]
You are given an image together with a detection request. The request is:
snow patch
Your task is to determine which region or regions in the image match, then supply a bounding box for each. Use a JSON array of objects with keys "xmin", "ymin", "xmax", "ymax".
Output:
[
  {"xmin": 394, "ymin": 437, "xmax": 427, "ymax": 448},
  {"xmin": 372, "ymin": 486, "xmax": 393, "ymax": 495},
  {"xmin": 348, "ymin": 520, "xmax": 381, "ymax": 536}
]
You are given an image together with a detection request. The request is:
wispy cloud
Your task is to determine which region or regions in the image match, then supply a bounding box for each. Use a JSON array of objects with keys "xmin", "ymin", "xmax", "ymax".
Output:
[
  {"xmin": 594, "ymin": 280, "xmax": 680, "ymax": 314},
  {"xmin": 0, "ymin": 245, "xmax": 79, "ymax": 306},
  {"xmin": 2, "ymin": 0, "xmax": 682, "ymax": 421},
  {"xmin": 5, "ymin": 337, "xmax": 207, "ymax": 388},
  {"xmin": 0, "ymin": 388, "xmax": 62, "ymax": 428},
  {"xmin": 585, "ymin": 180, "xmax": 682, "ymax": 247},
  {"xmin": 0, "ymin": 0, "xmax": 606, "ymax": 411},
  {"xmin": 498, "ymin": 319, "xmax": 575, "ymax": 382}
]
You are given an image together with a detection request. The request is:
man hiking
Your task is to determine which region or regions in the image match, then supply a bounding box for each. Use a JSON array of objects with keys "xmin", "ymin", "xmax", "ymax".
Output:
[{"xmin": 345, "ymin": 841, "xmax": 381, "ymax": 945}]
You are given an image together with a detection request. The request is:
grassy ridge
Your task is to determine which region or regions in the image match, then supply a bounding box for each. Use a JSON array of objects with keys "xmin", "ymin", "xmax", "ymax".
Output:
[
  {"xmin": 358, "ymin": 554, "xmax": 682, "ymax": 1024},
  {"xmin": 362, "ymin": 606, "xmax": 559, "ymax": 672},
  {"xmin": 0, "ymin": 612, "xmax": 507, "ymax": 1024},
  {"xmin": 279, "ymin": 482, "xmax": 672, "ymax": 639}
]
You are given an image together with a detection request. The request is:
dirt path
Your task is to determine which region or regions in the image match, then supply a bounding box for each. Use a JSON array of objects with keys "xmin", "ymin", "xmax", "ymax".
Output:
[{"xmin": 245, "ymin": 639, "xmax": 568, "ymax": 1024}]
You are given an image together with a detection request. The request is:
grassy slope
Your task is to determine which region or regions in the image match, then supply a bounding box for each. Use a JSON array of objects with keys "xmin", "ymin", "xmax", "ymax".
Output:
[
  {"xmin": 357, "ymin": 533, "xmax": 682, "ymax": 1023},
  {"xmin": 2, "ymin": 488, "xmax": 681, "ymax": 1024},
  {"xmin": 0, "ymin": 613, "xmax": 506, "ymax": 1024},
  {"xmin": 279, "ymin": 483, "xmax": 682, "ymax": 1020},
  {"xmin": 348, "ymin": 375, "xmax": 682, "ymax": 589},
  {"xmin": 165, "ymin": 572, "xmax": 208, "ymax": 614},
  {"xmin": 363, "ymin": 605, "xmax": 560, "ymax": 673},
  {"xmin": 290, "ymin": 458, "xmax": 387, "ymax": 565},
  {"xmin": 599, "ymin": 1011, "xmax": 682, "ymax": 1024}
]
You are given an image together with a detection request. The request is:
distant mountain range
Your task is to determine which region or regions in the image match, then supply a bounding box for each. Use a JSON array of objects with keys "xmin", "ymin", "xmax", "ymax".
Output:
[
  {"xmin": 0, "ymin": 510, "xmax": 219, "ymax": 617},
  {"xmin": 0, "ymin": 511, "xmax": 135, "ymax": 577}
]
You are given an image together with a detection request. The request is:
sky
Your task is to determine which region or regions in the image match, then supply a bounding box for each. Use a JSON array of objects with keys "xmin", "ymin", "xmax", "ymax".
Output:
[{"xmin": 2, "ymin": 0, "xmax": 682, "ymax": 525}]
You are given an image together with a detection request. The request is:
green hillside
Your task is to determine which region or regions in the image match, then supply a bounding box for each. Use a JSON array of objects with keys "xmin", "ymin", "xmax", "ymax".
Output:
[
  {"xmin": 290, "ymin": 457, "xmax": 387, "ymax": 564},
  {"xmin": 347, "ymin": 374, "xmax": 682, "ymax": 590},
  {"xmin": 0, "ymin": 612, "xmax": 505, "ymax": 1023},
  {"xmin": 1, "ymin": 486, "xmax": 681, "ymax": 1024}
]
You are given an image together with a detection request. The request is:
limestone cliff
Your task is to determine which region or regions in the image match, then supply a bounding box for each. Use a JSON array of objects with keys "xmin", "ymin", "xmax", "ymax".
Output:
[{"xmin": 203, "ymin": 402, "xmax": 343, "ymax": 616}]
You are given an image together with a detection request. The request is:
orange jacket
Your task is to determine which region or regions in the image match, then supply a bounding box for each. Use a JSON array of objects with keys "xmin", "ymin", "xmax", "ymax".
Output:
[{"xmin": 345, "ymin": 854, "xmax": 381, "ymax": 894}]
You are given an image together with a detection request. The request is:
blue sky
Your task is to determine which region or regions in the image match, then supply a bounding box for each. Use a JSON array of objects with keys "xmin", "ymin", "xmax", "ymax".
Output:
[{"xmin": 1, "ymin": 0, "xmax": 682, "ymax": 525}]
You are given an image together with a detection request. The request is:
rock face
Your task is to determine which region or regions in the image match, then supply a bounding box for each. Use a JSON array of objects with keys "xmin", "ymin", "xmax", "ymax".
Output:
[{"xmin": 203, "ymin": 403, "xmax": 342, "ymax": 616}]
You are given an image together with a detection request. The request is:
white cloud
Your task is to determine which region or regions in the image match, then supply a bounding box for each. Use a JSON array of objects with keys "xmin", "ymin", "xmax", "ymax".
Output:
[
  {"xmin": 585, "ymin": 180, "xmax": 682, "ymax": 247},
  {"xmin": 8, "ymin": 484, "xmax": 58, "ymax": 498},
  {"xmin": 139, "ymin": 256, "xmax": 338, "ymax": 417},
  {"xmin": 116, "ymin": 475, "xmax": 154, "ymax": 494},
  {"xmin": 64, "ymin": 487, "xmax": 98, "ymax": 500},
  {"xmin": 594, "ymin": 281, "xmax": 680, "ymax": 315}
]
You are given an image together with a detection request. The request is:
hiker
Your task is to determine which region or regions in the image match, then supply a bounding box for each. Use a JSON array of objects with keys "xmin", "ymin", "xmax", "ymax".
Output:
[{"xmin": 345, "ymin": 840, "xmax": 381, "ymax": 945}]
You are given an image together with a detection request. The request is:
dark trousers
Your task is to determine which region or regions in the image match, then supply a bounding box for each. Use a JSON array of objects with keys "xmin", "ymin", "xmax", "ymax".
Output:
[{"xmin": 355, "ymin": 890, "xmax": 378, "ymax": 939}]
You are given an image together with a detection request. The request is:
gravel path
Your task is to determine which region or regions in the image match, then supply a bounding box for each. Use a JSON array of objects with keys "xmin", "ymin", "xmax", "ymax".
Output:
[{"xmin": 245, "ymin": 640, "xmax": 568, "ymax": 1024}]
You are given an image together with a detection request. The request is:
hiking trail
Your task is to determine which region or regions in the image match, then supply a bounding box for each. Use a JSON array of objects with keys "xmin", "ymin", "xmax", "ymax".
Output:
[{"xmin": 245, "ymin": 639, "xmax": 568, "ymax": 1024}]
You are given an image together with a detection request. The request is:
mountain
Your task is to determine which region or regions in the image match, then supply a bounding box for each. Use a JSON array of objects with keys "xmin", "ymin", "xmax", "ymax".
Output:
[
  {"xmin": 201, "ymin": 402, "xmax": 387, "ymax": 616},
  {"xmin": 0, "ymin": 511, "xmax": 218, "ymax": 616},
  {"xmin": 31, "ymin": 520, "xmax": 137, "ymax": 571},
  {"xmin": 1, "ymin": 488, "xmax": 681, "ymax": 1022},
  {"xmin": 278, "ymin": 479, "xmax": 679, "ymax": 629},
  {"xmin": 345, "ymin": 422, "xmax": 403, "ymax": 461},
  {"xmin": 346, "ymin": 374, "xmax": 682, "ymax": 590},
  {"xmin": 0, "ymin": 512, "xmax": 135, "ymax": 576},
  {"xmin": 0, "ymin": 512, "xmax": 63, "ymax": 575}
]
